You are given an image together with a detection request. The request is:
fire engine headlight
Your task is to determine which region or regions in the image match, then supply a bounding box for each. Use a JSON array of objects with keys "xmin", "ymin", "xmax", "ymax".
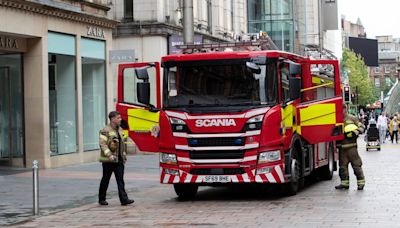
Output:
[
  {"xmin": 160, "ymin": 153, "xmax": 177, "ymax": 165},
  {"xmin": 244, "ymin": 114, "xmax": 264, "ymax": 130},
  {"xmin": 258, "ymin": 150, "xmax": 281, "ymax": 163},
  {"xmin": 247, "ymin": 114, "xmax": 264, "ymax": 123},
  {"xmin": 169, "ymin": 117, "xmax": 186, "ymax": 125},
  {"xmin": 169, "ymin": 117, "xmax": 187, "ymax": 132}
]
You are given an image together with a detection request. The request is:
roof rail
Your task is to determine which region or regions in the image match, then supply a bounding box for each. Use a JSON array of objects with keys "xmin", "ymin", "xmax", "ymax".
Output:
[{"xmin": 176, "ymin": 36, "xmax": 278, "ymax": 52}]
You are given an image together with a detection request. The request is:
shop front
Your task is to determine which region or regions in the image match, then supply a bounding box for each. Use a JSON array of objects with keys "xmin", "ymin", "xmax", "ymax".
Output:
[{"xmin": 0, "ymin": 1, "xmax": 116, "ymax": 168}]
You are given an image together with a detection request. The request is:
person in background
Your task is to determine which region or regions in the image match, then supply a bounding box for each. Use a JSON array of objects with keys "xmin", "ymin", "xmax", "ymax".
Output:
[
  {"xmin": 389, "ymin": 115, "xmax": 399, "ymax": 144},
  {"xmin": 377, "ymin": 112, "xmax": 388, "ymax": 144}
]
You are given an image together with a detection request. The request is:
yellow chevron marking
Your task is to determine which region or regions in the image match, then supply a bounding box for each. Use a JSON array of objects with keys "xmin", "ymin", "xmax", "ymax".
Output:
[
  {"xmin": 300, "ymin": 103, "xmax": 336, "ymax": 126},
  {"xmin": 127, "ymin": 109, "xmax": 160, "ymax": 131}
]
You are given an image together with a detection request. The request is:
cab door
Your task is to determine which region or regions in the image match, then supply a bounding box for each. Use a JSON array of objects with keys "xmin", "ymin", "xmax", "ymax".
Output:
[
  {"xmin": 116, "ymin": 62, "xmax": 161, "ymax": 152},
  {"xmin": 296, "ymin": 60, "xmax": 344, "ymax": 144}
]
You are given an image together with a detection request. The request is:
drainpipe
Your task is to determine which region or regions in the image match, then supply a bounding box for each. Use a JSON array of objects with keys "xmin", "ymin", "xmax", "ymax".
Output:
[{"xmin": 183, "ymin": 0, "xmax": 194, "ymax": 44}]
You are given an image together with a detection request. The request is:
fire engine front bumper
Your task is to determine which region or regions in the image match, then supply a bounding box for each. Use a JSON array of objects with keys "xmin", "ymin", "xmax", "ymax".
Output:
[{"xmin": 160, "ymin": 164, "xmax": 286, "ymax": 184}]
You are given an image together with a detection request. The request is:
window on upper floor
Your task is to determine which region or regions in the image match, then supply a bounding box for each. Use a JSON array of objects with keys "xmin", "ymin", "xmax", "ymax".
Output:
[
  {"xmin": 124, "ymin": 0, "xmax": 133, "ymax": 22},
  {"xmin": 385, "ymin": 65, "xmax": 391, "ymax": 73},
  {"xmin": 374, "ymin": 67, "xmax": 380, "ymax": 74}
]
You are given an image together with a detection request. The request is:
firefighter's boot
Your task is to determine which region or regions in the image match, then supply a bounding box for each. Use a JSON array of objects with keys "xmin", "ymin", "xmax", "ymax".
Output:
[
  {"xmin": 357, "ymin": 179, "xmax": 365, "ymax": 190},
  {"xmin": 335, "ymin": 180, "xmax": 349, "ymax": 190}
]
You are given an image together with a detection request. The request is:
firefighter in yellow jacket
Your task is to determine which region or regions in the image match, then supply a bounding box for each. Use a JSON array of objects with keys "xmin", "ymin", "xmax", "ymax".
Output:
[
  {"xmin": 335, "ymin": 106, "xmax": 365, "ymax": 190},
  {"xmin": 98, "ymin": 111, "xmax": 134, "ymax": 206}
]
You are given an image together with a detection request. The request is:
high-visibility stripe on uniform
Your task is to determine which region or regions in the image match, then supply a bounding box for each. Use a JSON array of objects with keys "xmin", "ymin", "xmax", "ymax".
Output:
[
  {"xmin": 357, "ymin": 179, "xmax": 365, "ymax": 185},
  {"xmin": 299, "ymin": 103, "xmax": 336, "ymax": 126},
  {"xmin": 104, "ymin": 149, "xmax": 111, "ymax": 156},
  {"xmin": 341, "ymin": 179, "xmax": 350, "ymax": 186},
  {"xmin": 123, "ymin": 130, "xmax": 129, "ymax": 139},
  {"xmin": 342, "ymin": 143, "xmax": 357, "ymax": 148},
  {"xmin": 127, "ymin": 108, "xmax": 160, "ymax": 131},
  {"xmin": 99, "ymin": 135, "xmax": 108, "ymax": 141}
]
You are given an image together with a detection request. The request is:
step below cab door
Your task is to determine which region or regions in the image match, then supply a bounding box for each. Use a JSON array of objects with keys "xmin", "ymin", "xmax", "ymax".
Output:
[{"xmin": 116, "ymin": 62, "xmax": 161, "ymax": 152}]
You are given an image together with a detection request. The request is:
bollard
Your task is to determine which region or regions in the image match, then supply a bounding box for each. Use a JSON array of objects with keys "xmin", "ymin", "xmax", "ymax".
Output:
[{"xmin": 32, "ymin": 160, "xmax": 39, "ymax": 216}]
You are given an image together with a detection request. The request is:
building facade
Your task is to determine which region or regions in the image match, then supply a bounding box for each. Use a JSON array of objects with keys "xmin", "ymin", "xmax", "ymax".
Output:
[
  {"xmin": 110, "ymin": 0, "xmax": 247, "ymax": 62},
  {"xmin": 0, "ymin": 0, "xmax": 117, "ymax": 168},
  {"xmin": 247, "ymin": 0, "xmax": 341, "ymax": 59},
  {"xmin": 369, "ymin": 38, "xmax": 400, "ymax": 96}
]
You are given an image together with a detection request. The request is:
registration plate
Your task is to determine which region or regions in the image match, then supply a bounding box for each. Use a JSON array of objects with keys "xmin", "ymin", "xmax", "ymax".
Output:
[{"xmin": 203, "ymin": 175, "xmax": 231, "ymax": 183}]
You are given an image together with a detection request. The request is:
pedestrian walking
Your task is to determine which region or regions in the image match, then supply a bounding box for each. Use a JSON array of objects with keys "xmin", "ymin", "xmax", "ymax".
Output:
[
  {"xmin": 98, "ymin": 111, "xmax": 134, "ymax": 206},
  {"xmin": 336, "ymin": 105, "xmax": 365, "ymax": 190},
  {"xmin": 377, "ymin": 112, "xmax": 388, "ymax": 144},
  {"xmin": 389, "ymin": 116, "xmax": 399, "ymax": 144}
]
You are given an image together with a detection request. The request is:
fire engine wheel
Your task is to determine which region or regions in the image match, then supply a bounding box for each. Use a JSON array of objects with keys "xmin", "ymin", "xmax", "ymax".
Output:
[
  {"xmin": 285, "ymin": 158, "xmax": 300, "ymax": 196},
  {"xmin": 174, "ymin": 184, "xmax": 198, "ymax": 200},
  {"xmin": 319, "ymin": 143, "xmax": 334, "ymax": 180}
]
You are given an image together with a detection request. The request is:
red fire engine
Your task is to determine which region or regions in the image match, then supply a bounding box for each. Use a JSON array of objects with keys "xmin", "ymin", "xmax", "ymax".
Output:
[{"xmin": 116, "ymin": 41, "xmax": 344, "ymax": 199}]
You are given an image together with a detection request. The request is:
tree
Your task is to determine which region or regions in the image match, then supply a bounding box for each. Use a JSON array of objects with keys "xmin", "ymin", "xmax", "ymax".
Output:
[{"xmin": 342, "ymin": 48, "xmax": 377, "ymax": 105}]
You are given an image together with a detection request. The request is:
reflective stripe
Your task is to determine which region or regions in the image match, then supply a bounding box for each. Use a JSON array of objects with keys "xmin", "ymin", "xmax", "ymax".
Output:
[
  {"xmin": 300, "ymin": 103, "xmax": 336, "ymax": 126},
  {"xmin": 341, "ymin": 180, "xmax": 349, "ymax": 186},
  {"xmin": 127, "ymin": 108, "xmax": 160, "ymax": 131},
  {"xmin": 99, "ymin": 135, "xmax": 108, "ymax": 141},
  {"xmin": 342, "ymin": 143, "xmax": 357, "ymax": 148},
  {"xmin": 123, "ymin": 130, "xmax": 129, "ymax": 139},
  {"xmin": 357, "ymin": 179, "xmax": 365, "ymax": 184},
  {"xmin": 104, "ymin": 149, "xmax": 111, "ymax": 156}
]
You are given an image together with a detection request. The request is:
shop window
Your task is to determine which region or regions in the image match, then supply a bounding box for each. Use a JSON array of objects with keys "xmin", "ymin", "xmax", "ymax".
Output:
[
  {"xmin": 81, "ymin": 38, "xmax": 106, "ymax": 151},
  {"xmin": 48, "ymin": 32, "xmax": 77, "ymax": 155}
]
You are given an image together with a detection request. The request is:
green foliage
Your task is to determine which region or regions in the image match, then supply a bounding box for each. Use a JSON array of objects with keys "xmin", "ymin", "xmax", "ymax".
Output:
[{"xmin": 342, "ymin": 48, "xmax": 378, "ymax": 105}]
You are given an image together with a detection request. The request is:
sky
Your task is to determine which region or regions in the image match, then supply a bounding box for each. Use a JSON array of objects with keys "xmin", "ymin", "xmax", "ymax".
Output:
[{"xmin": 339, "ymin": 0, "xmax": 400, "ymax": 39}]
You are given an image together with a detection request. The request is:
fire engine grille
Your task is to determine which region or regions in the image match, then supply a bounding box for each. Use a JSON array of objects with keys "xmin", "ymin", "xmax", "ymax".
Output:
[
  {"xmin": 189, "ymin": 150, "xmax": 245, "ymax": 159},
  {"xmin": 189, "ymin": 168, "xmax": 245, "ymax": 175},
  {"xmin": 187, "ymin": 137, "xmax": 245, "ymax": 147}
]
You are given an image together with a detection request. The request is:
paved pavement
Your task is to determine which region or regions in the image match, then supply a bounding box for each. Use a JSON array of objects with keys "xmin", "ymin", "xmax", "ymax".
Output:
[{"xmin": 3, "ymin": 138, "xmax": 400, "ymax": 227}]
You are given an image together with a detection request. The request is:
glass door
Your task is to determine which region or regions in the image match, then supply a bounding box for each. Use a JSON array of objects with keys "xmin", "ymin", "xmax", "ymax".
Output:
[
  {"xmin": 0, "ymin": 53, "xmax": 24, "ymax": 166},
  {"xmin": 0, "ymin": 67, "xmax": 11, "ymax": 165}
]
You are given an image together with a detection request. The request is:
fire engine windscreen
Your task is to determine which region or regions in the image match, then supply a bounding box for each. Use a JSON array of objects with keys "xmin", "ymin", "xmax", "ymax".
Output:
[{"xmin": 164, "ymin": 60, "xmax": 278, "ymax": 110}]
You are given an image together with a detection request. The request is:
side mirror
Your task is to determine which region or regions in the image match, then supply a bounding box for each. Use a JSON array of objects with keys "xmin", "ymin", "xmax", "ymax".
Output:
[
  {"xmin": 246, "ymin": 62, "xmax": 261, "ymax": 74},
  {"xmin": 289, "ymin": 77, "xmax": 301, "ymax": 100},
  {"xmin": 137, "ymin": 82, "xmax": 150, "ymax": 105},
  {"xmin": 135, "ymin": 67, "xmax": 149, "ymax": 80},
  {"xmin": 289, "ymin": 62, "xmax": 301, "ymax": 75}
]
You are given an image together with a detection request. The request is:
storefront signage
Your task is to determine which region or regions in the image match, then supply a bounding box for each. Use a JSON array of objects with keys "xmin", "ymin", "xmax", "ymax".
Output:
[
  {"xmin": 168, "ymin": 35, "xmax": 203, "ymax": 54},
  {"xmin": 0, "ymin": 35, "xmax": 27, "ymax": 52},
  {"xmin": 0, "ymin": 36, "xmax": 18, "ymax": 49},
  {"xmin": 109, "ymin": 49, "xmax": 136, "ymax": 63},
  {"xmin": 87, "ymin": 26, "xmax": 105, "ymax": 39}
]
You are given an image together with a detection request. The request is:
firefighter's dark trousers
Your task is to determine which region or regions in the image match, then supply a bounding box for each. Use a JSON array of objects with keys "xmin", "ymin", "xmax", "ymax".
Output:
[
  {"xmin": 99, "ymin": 162, "xmax": 128, "ymax": 203},
  {"xmin": 339, "ymin": 146, "xmax": 365, "ymax": 186}
]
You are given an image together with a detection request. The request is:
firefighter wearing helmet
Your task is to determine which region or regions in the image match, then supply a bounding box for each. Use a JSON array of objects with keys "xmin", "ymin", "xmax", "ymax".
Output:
[{"xmin": 335, "ymin": 105, "xmax": 366, "ymax": 190}]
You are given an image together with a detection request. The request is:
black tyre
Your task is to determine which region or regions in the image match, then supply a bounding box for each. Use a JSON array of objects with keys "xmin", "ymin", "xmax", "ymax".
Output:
[
  {"xmin": 319, "ymin": 143, "xmax": 334, "ymax": 180},
  {"xmin": 285, "ymin": 157, "xmax": 300, "ymax": 196},
  {"xmin": 174, "ymin": 184, "xmax": 198, "ymax": 200}
]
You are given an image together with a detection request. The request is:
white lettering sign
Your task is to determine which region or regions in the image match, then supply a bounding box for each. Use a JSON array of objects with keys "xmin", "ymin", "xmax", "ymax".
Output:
[
  {"xmin": 87, "ymin": 26, "xmax": 105, "ymax": 39},
  {"xmin": 195, "ymin": 119, "xmax": 237, "ymax": 127}
]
